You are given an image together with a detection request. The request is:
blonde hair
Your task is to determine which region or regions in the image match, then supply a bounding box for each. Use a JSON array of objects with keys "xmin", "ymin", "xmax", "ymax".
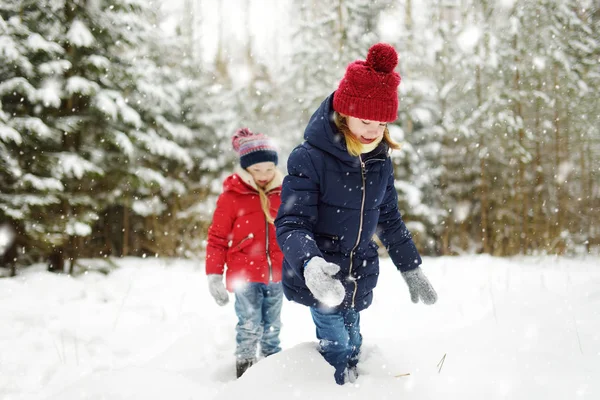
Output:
[
  {"xmin": 333, "ymin": 112, "xmax": 402, "ymax": 157},
  {"xmin": 257, "ymin": 186, "xmax": 274, "ymax": 224}
]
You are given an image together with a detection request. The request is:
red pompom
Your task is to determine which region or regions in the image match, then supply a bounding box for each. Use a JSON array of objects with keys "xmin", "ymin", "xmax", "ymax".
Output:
[
  {"xmin": 365, "ymin": 43, "xmax": 398, "ymax": 73},
  {"xmin": 232, "ymin": 127, "xmax": 254, "ymax": 152}
]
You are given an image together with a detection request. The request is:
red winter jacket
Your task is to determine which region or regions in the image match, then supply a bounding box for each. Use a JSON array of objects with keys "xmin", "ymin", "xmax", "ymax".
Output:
[{"xmin": 206, "ymin": 168, "xmax": 284, "ymax": 291}]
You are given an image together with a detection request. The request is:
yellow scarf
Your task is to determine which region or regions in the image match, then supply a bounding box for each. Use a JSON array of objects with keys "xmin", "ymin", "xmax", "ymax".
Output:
[{"xmin": 361, "ymin": 136, "xmax": 384, "ymax": 154}]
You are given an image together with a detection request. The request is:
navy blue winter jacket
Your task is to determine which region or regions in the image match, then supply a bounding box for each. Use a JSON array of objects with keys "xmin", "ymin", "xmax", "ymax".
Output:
[{"xmin": 274, "ymin": 93, "xmax": 422, "ymax": 312}]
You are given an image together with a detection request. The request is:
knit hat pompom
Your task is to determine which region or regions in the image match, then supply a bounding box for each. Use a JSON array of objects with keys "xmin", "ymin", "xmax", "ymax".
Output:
[
  {"xmin": 333, "ymin": 42, "xmax": 402, "ymax": 122},
  {"xmin": 365, "ymin": 43, "xmax": 398, "ymax": 73},
  {"xmin": 232, "ymin": 127, "xmax": 254, "ymax": 152},
  {"xmin": 232, "ymin": 128, "xmax": 278, "ymax": 169}
]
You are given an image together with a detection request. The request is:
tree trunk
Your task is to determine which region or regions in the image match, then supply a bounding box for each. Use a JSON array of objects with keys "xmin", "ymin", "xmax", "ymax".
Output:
[
  {"xmin": 441, "ymin": 221, "xmax": 450, "ymax": 255},
  {"xmin": 214, "ymin": 0, "xmax": 228, "ymax": 78},
  {"xmin": 103, "ymin": 210, "xmax": 112, "ymax": 256},
  {"xmin": 579, "ymin": 131, "xmax": 589, "ymax": 252},
  {"xmin": 48, "ymin": 247, "xmax": 65, "ymax": 273},
  {"xmin": 477, "ymin": 24, "xmax": 490, "ymax": 254},
  {"xmin": 480, "ymin": 158, "xmax": 490, "ymax": 253},
  {"xmin": 405, "ymin": 0, "xmax": 413, "ymax": 57},
  {"xmin": 512, "ymin": 33, "xmax": 527, "ymax": 254},
  {"xmin": 553, "ymin": 64, "xmax": 564, "ymax": 254},
  {"xmin": 122, "ymin": 202, "xmax": 129, "ymax": 257},
  {"xmin": 337, "ymin": 0, "xmax": 343, "ymax": 53}
]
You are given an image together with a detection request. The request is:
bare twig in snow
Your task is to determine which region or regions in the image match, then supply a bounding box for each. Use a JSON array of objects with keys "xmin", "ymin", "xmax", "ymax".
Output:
[
  {"xmin": 489, "ymin": 281, "xmax": 498, "ymax": 324},
  {"xmin": 113, "ymin": 281, "xmax": 132, "ymax": 331},
  {"xmin": 437, "ymin": 353, "xmax": 447, "ymax": 373},
  {"xmin": 74, "ymin": 335, "xmax": 79, "ymax": 366},
  {"xmin": 572, "ymin": 314, "xmax": 584, "ymax": 355},
  {"xmin": 53, "ymin": 340, "xmax": 64, "ymax": 364},
  {"xmin": 60, "ymin": 331, "xmax": 66, "ymax": 364},
  {"xmin": 394, "ymin": 372, "xmax": 411, "ymax": 377}
]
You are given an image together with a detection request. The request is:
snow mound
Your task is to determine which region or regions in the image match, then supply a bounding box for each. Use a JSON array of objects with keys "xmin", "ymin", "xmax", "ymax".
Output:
[{"xmin": 214, "ymin": 342, "xmax": 417, "ymax": 399}]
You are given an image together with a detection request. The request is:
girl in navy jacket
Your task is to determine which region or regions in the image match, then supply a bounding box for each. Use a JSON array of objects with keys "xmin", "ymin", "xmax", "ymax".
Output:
[{"xmin": 274, "ymin": 43, "xmax": 437, "ymax": 385}]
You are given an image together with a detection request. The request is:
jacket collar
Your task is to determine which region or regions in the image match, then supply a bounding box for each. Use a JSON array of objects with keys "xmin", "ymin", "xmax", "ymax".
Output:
[{"xmin": 234, "ymin": 165, "xmax": 283, "ymax": 193}]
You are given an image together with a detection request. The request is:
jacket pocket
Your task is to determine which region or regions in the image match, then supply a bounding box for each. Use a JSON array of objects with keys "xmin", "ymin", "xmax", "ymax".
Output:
[
  {"xmin": 314, "ymin": 232, "xmax": 341, "ymax": 254},
  {"xmin": 230, "ymin": 234, "xmax": 255, "ymax": 253},
  {"xmin": 356, "ymin": 241, "xmax": 379, "ymax": 260},
  {"xmin": 367, "ymin": 240, "xmax": 379, "ymax": 257}
]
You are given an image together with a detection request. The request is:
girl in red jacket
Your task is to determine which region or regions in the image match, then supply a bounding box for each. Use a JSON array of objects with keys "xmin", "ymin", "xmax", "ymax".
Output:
[{"xmin": 205, "ymin": 128, "xmax": 284, "ymax": 378}]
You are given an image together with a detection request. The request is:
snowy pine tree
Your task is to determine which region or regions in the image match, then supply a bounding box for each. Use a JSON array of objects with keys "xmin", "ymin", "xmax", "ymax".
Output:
[{"xmin": 1, "ymin": 1, "xmax": 201, "ymax": 266}]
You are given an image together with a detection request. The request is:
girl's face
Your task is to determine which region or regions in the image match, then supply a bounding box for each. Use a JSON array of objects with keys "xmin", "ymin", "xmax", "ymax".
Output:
[
  {"xmin": 247, "ymin": 162, "xmax": 276, "ymax": 188},
  {"xmin": 346, "ymin": 116, "xmax": 387, "ymax": 144}
]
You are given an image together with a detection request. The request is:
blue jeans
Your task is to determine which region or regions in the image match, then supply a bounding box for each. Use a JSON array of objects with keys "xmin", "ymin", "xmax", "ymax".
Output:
[
  {"xmin": 234, "ymin": 282, "xmax": 283, "ymax": 360},
  {"xmin": 310, "ymin": 307, "xmax": 362, "ymax": 384}
]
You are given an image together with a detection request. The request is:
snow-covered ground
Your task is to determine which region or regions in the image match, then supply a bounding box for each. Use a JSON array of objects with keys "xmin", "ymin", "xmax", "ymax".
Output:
[{"xmin": 0, "ymin": 255, "xmax": 598, "ymax": 399}]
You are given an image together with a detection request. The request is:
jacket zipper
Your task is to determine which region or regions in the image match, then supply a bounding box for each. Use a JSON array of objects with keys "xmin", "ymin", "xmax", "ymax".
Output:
[
  {"xmin": 349, "ymin": 156, "xmax": 367, "ymax": 308},
  {"xmin": 265, "ymin": 211, "xmax": 273, "ymax": 282}
]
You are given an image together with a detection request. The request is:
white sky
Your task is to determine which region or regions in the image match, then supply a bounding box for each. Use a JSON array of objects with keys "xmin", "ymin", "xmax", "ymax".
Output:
[{"xmin": 159, "ymin": 0, "xmax": 293, "ymax": 67}]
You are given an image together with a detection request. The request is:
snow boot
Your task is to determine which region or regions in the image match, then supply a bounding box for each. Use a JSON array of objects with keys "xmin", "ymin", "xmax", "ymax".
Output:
[
  {"xmin": 347, "ymin": 365, "xmax": 359, "ymax": 383},
  {"xmin": 236, "ymin": 359, "xmax": 255, "ymax": 378}
]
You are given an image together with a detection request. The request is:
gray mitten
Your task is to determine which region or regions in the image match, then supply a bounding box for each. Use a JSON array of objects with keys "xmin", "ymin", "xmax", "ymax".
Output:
[
  {"xmin": 401, "ymin": 267, "xmax": 437, "ymax": 305},
  {"xmin": 207, "ymin": 274, "xmax": 229, "ymax": 306},
  {"xmin": 304, "ymin": 257, "xmax": 346, "ymax": 307}
]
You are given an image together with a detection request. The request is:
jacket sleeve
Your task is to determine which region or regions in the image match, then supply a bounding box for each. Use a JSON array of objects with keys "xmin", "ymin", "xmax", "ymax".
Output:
[
  {"xmin": 376, "ymin": 162, "xmax": 422, "ymax": 272},
  {"xmin": 274, "ymin": 146, "xmax": 323, "ymax": 278},
  {"xmin": 206, "ymin": 192, "xmax": 235, "ymax": 275}
]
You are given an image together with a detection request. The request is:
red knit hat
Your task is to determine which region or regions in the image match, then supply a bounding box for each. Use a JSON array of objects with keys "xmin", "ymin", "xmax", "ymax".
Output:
[{"xmin": 333, "ymin": 43, "xmax": 401, "ymax": 122}]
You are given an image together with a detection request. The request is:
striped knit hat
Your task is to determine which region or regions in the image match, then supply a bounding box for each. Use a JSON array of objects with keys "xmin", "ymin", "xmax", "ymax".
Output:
[{"xmin": 232, "ymin": 128, "xmax": 278, "ymax": 169}]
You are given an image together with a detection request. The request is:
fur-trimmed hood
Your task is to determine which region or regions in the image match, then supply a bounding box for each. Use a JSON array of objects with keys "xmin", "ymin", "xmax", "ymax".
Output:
[{"xmin": 223, "ymin": 166, "xmax": 284, "ymax": 194}]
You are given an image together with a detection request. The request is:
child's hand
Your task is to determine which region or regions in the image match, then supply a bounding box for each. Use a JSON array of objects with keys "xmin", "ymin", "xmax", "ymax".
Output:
[
  {"xmin": 304, "ymin": 257, "xmax": 346, "ymax": 307},
  {"xmin": 207, "ymin": 274, "xmax": 229, "ymax": 306},
  {"xmin": 401, "ymin": 267, "xmax": 437, "ymax": 305}
]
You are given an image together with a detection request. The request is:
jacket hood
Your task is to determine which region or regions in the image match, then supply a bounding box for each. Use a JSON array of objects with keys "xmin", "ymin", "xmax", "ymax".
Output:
[
  {"xmin": 222, "ymin": 167, "xmax": 284, "ymax": 195},
  {"xmin": 304, "ymin": 92, "xmax": 388, "ymax": 165}
]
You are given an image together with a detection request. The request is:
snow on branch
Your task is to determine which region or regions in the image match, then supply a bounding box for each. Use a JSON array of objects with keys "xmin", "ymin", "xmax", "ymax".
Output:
[
  {"xmin": 36, "ymin": 79, "xmax": 62, "ymax": 108},
  {"xmin": 395, "ymin": 181, "xmax": 423, "ymax": 208},
  {"xmin": 116, "ymin": 97, "xmax": 142, "ymax": 128},
  {"xmin": 22, "ymin": 173, "xmax": 64, "ymax": 192},
  {"xmin": 95, "ymin": 91, "xmax": 142, "ymax": 127},
  {"xmin": 134, "ymin": 129, "xmax": 193, "ymax": 168},
  {"xmin": 65, "ymin": 76, "xmax": 100, "ymax": 96},
  {"xmin": 0, "ymin": 35, "xmax": 20, "ymax": 61},
  {"xmin": 55, "ymin": 153, "xmax": 104, "ymax": 180},
  {"xmin": 94, "ymin": 91, "xmax": 118, "ymax": 120},
  {"xmin": 0, "ymin": 142, "xmax": 22, "ymax": 179},
  {"xmin": 134, "ymin": 167, "xmax": 186, "ymax": 196},
  {"xmin": 67, "ymin": 20, "xmax": 95, "ymax": 48},
  {"xmin": 0, "ymin": 126, "xmax": 22, "ymax": 145},
  {"xmin": 39, "ymin": 60, "xmax": 72, "ymax": 76},
  {"xmin": 65, "ymin": 221, "xmax": 92, "ymax": 237},
  {"xmin": 155, "ymin": 116, "xmax": 193, "ymax": 143},
  {"xmin": 0, "ymin": 194, "xmax": 60, "ymax": 212},
  {"xmin": 132, "ymin": 196, "xmax": 167, "ymax": 217},
  {"xmin": 136, "ymin": 76, "xmax": 182, "ymax": 116},
  {"xmin": 84, "ymin": 55, "xmax": 111, "ymax": 71},
  {"xmin": 0, "ymin": 77, "xmax": 36, "ymax": 100},
  {"xmin": 54, "ymin": 116, "xmax": 83, "ymax": 135},
  {"xmin": 11, "ymin": 117, "xmax": 53, "ymax": 139},
  {"xmin": 111, "ymin": 131, "xmax": 135, "ymax": 158},
  {"xmin": 26, "ymin": 33, "xmax": 64, "ymax": 54}
]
